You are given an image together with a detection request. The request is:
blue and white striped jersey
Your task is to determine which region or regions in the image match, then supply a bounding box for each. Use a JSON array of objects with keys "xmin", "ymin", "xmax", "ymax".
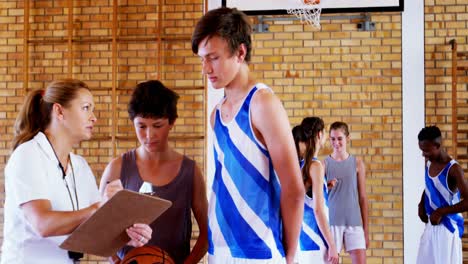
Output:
[
  {"xmin": 424, "ymin": 159, "xmax": 464, "ymax": 238},
  {"xmin": 208, "ymin": 84, "xmax": 285, "ymax": 261},
  {"xmin": 299, "ymin": 158, "xmax": 329, "ymax": 252}
]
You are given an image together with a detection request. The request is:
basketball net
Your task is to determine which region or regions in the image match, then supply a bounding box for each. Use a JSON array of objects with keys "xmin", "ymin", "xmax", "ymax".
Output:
[{"xmin": 287, "ymin": 0, "xmax": 322, "ymax": 28}]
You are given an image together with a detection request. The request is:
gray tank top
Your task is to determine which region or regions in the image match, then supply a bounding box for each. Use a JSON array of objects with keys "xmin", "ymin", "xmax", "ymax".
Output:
[
  {"xmin": 117, "ymin": 150, "xmax": 194, "ymax": 264},
  {"xmin": 325, "ymin": 155, "xmax": 363, "ymax": 226}
]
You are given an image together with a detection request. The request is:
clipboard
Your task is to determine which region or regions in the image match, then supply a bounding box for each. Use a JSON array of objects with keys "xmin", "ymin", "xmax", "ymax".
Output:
[{"xmin": 60, "ymin": 189, "xmax": 172, "ymax": 257}]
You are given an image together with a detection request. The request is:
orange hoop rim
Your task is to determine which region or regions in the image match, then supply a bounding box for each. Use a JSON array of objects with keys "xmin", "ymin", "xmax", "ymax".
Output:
[{"xmin": 304, "ymin": 0, "xmax": 320, "ymax": 5}]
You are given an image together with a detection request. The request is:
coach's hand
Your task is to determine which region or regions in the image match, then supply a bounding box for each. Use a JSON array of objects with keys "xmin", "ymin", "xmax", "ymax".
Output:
[{"xmin": 429, "ymin": 208, "xmax": 444, "ymax": 225}]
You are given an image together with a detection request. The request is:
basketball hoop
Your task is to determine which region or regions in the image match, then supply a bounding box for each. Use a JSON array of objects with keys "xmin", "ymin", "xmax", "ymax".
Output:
[{"xmin": 287, "ymin": 0, "xmax": 322, "ymax": 28}]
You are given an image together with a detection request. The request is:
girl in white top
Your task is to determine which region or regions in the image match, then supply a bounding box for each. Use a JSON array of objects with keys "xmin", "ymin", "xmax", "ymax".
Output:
[{"xmin": 1, "ymin": 79, "xmax": 151, "ymax": 264}]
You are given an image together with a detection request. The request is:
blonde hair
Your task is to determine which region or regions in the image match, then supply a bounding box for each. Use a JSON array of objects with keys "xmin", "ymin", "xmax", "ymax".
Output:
[
  {"xmin": 12, "ymin": 79, "xmax": 89, "ymax": 150},
  {"xmin": 329, "ymin": 121, "xmax": 349, "ymax": 136}
]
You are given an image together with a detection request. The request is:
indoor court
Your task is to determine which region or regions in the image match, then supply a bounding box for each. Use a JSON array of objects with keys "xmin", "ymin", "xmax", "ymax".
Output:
[{"xmin": 0, "ymin": 0, "xmax": 467, "ymax": 263}]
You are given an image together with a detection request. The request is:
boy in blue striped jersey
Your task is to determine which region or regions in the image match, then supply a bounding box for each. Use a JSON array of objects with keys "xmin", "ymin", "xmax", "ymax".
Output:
[
  {"xmin": 192, "ymin": 7, "xmax": 305, "ymax": 264},
  {"xmin": 416, "ymin": 126, "xmax": 468, "ymax": 264}
]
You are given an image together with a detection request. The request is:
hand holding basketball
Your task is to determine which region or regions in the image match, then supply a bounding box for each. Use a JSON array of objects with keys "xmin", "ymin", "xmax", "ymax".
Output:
[{"xmin": 126, "ymin": 223, "xmax": 152, "ymax": 247}]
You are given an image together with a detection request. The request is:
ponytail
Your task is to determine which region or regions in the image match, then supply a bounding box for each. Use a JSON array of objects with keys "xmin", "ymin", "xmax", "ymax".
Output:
[
  {"xmin": 12, "ymin": 79, "xmax": 89, "ymax": 150},
  {"xmin": 300, "ymin": 117, "xmax": 325, "ymax": 187},
  {"xmin": 301, "ymin": 135, "xmax": 317, "ymax": 186},
  {"xmin": 292, "ymin": 125, "xmax": 305, "ymax": 161},
  {"xmin": 12, "ymin": 89, "xmax": 51, "ymax": 150}
]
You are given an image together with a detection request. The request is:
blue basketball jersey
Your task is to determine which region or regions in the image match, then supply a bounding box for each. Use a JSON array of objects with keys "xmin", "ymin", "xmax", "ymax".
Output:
[
  {"xmin": 299, "ymin": 158, "xmax": 329, "ymax": 252},
  {"xmin": 423, "ymin": 159, "xmax": 464, "ymax": 238},
  {"xmin": 208, "ymin": 84, "xmax": 284, "ymax": 260}
]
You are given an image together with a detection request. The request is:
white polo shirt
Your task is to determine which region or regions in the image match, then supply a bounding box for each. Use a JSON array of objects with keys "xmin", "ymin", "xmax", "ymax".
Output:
[{"xmin": 1, "ymin": 132, "xmax": 101, "ymax": 264}]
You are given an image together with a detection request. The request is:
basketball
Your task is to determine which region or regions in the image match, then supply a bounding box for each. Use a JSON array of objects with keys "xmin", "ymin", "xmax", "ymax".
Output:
[{"xmin": 121, "ymin": 245, "xmax": 175, "ymax": 264}]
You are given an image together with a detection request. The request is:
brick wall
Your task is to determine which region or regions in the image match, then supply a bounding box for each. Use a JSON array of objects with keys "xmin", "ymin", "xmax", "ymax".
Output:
[
  {"xmin": 0, "ymin": 0, "xmax": 466, "ymax": 263},
  {"xmin": 424, "ymin": 0, "xmax": 467, "ymax": 153}
]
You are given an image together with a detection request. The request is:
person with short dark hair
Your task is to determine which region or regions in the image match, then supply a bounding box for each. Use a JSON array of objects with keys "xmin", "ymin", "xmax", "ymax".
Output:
[
  {"xmin": 192, "ymin": 7, "xmax": 304, "ymax": 264},
  {"xmin": 100, "ymin": 80, "xmax": 208, "ymax": 264},
  {"xmin": 416, "ymin": 125, "xmax": 467, "ymax": 264}
]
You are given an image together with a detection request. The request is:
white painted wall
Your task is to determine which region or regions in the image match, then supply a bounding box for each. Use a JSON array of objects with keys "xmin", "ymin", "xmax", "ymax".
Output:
[
  {"xmin": 402, "ymin": 0, "xmax": 426, "ymax": 262},
  {"xmin": 205, "ymin": 87, "xmax": 223, "ymax": 197},
  {"xmin": 204, "ymin": 1, "xmax": 427, "ymax": 262},
  {"xmin": 205, "ymin": 0, "xmax": 224, "ymax": 196}
]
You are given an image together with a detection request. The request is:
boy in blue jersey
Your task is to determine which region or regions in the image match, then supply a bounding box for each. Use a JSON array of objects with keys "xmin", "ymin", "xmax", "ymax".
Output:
[
  {"xmin": 192, "ymin": 7, "xmax": 305, "ymax": 264},
  {"xmin": 416, "ymin": 126, "xmax": 468, "ymax": 264}
]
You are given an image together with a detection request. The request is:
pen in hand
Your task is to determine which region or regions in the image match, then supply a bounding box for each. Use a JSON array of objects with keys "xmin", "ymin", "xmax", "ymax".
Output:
[{"xmin": 103, "ymin": 179, "xmax": 123, "ymax": 201}]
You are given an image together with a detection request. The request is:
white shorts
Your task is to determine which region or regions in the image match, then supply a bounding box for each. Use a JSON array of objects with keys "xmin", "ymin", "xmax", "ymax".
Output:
[
  {"xmin": 208, "ymin": 254, "xmax": 285, "ymax": 264},
  {"xmin": 416, "ymin": 224, "xmax": 462, "ymax": 264},
  {"xmin": 297, "ymin": 248, "xmax": 328, "ymax": 264},
  {"xmin": 330, "ymin": 225, "xmax": 366, "ymax": 253}
]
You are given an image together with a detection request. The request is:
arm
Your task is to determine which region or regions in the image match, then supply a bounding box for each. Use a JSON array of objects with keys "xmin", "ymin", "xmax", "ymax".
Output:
[
  {"xmin": 99, "ymin": 157, "xmax": 123, "ymax": 196},
  {"xmin": 251, "ymin": 90, "xmax": 304, "ymax": 264},
  {"xmin": 9, "ymin": 147, "xmax": 101, "ymax": 237},
  {"xmin": 430, "ymin": 163, "xmax": 468, "ymax": 225},
  {"xmin": 418, "ymin": 191, "xmax": 428, "ymax": 223},
  {"xmin": 21, "ymin": 200, "xmax": 100, "ymax": 237},
  {"xmin": 100, "ymin": 157, "xmax": 152, "ymax": 253},
  {"xmin": 184, "ymin": 164, "xmax": 209, "ymax": 264},
  {"xmin": 356, "ymin": 157, "xmax": 369, "ymax": 248},
  {"xmin": 310, "ymin": 163, "xmax": 338, "ymax": 264}
]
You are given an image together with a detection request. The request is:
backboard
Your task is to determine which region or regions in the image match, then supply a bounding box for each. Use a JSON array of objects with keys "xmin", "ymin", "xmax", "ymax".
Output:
[{"xmin": 221, "ymin": 0, "xmax": 404, "ymax": 15}]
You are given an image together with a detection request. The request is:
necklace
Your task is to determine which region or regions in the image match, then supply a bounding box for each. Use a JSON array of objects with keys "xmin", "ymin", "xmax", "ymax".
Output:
[
  {"xmin": 44, "ymin": 135, "xmax": 79, "ymax": 211},
  {"xmin": 63, "ymin": 162, "xmax": 79, "ymax": 211}
]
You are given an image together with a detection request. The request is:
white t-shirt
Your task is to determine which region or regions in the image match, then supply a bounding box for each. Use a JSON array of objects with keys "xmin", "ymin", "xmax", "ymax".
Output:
[{"xmin": 1, "ymin": 132, "xmax": 101, "ymax": 264}]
